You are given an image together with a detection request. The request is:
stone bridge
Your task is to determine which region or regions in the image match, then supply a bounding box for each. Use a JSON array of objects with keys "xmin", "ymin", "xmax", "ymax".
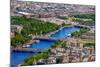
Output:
[
  {"xmin": 35, "ymin": 36, "xmax": 68, "ymax": 41},
  {"xmin": 12, "ymin": 48, "xmax": 47, "ymax": 53},
  {"xmin": 75, "ymin": 25, "xmax": 91, "ymax": 28}
]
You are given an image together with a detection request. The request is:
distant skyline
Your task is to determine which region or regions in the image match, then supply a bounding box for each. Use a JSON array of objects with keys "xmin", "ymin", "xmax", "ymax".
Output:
[{"xmin": 17, "ymin": 0, "xmax": 95, "ymax": 5}]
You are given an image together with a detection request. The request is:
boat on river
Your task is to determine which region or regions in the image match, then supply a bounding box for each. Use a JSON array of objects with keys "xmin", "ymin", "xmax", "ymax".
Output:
[{"xmin": 35, "ymin": 40, "xmax": 40, "ymax": 43}]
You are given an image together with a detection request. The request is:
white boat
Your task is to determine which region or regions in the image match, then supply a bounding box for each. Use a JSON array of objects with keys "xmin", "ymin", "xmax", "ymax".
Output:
[
  {"xmin": 68, "ymin": 34, "xmax": 71, "ymax": 36},
  {"xmin": 66, "ymin": 34, "xmax": 71, "ymax": 37},
  {"xmin": 35, "ymin": 40, "xmax": 40, "ymax": 43},
  {"xmin": 26, "ymin": 45, "xmax": 30, "ymax": 48}
]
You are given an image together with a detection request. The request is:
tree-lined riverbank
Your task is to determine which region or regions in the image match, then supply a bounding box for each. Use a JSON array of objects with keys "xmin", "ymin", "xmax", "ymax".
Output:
[{"xmin": 11, "ymin": 16, "xmax": 60, "ymax": 47}]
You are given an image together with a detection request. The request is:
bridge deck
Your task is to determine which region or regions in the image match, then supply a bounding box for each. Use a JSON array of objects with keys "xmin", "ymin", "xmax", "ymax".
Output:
[
  {"xmin": 12, "ymin": 48, "xmax": 44, "ymax": 53},
  {"xmin": 35, "ymin": 37, "xmax": 68, "ymax": 41},
  {"xmin": 75, "ymin": 25, "xmax": 91, "ymax": 28}
]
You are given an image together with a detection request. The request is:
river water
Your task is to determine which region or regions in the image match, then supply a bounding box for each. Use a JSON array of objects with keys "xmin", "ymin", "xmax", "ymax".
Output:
[{"xmin": 11, "ymin": 26, "xmax": 80, "ymax": 66}]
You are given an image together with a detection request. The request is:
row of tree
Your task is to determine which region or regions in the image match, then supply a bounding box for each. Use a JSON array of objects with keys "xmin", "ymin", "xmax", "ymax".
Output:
[
  {"xmin": 79, "ymin": 20, "xmax": 95, "ymax": 25},
  {"xmin": 11, "ymin": 16, "xmax": 60, "ymax": 35},
  {"xmin": 71, "ymin": 27, "xmax": 90, "ymax": 37},
  {"xmin": 51, "ymin": 40, "xmax": 67, "ymax": 48},
  {"xmin": 57, "ymin": 16, "xmax": 68, "ymax": 20},
  {"xmin": 22, "ymin": 52, "xmax": 49, "ymax": 66},
  {"xmin": 11, "ymin": 32, "xmax": 32, "ymax": 47},
  {"xmin": 72, "ymin": 14, "xmax": 95, "ymax": 25},
  {"xmin": 73, "ymin": 14, "xmax": 95, "ymax": 21}
]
